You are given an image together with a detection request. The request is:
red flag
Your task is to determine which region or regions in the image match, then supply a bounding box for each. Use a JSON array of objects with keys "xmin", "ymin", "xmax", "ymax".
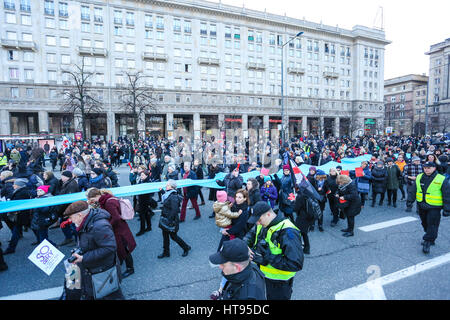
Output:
[
  {"xmin": 355, "ymin": 167, "xmax": 364, "ymax": 177},
  {"xmin": 128, "ymin": 162, "xmax": 133, "ymax": 170},
  {"xmin": 341, "ymin": 170, "xmax": 349, "ymax": 176},
  {"xmin": 293, "ymin": 167, "xmax": 301, "ymax": 174}
]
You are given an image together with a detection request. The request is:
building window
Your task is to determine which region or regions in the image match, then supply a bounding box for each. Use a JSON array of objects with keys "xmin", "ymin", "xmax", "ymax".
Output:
[
  {"xmin": 44, "ymin": 0, "xmax": 54, "ymax": 16},
  {"xmin": 10, "ymin": 87, "xmax": 19, "ymax": 98},
  {"xmin": 6, "ymin": 12, "xmax": 17, "ymax": 23}
]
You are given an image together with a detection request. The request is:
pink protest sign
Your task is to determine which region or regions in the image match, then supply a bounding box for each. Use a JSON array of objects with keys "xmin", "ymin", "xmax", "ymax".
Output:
[{"xmin": 261, "ymin": 168, "xmax": 270, "ymax": 176}]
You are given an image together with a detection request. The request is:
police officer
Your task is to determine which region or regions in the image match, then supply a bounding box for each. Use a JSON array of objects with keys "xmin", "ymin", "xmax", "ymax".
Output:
[
  {"xmin": 413, "ymin": 161, "xmax": 450, "ymax": 254},
  {"xmin": 244, "ymin": 201, "xmax": 304, "ymax": 300},
  {"xmin": 0, "ymin": 152, "xmax": 7, "ymax": 170},
  {"xmin": 209, "ymin": 238, "xmax": 266, "ymax": 300}
]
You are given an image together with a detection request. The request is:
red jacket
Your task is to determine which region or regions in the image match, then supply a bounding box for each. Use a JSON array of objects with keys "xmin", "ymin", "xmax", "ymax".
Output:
[{"xmin": 99, "ymin": 193, "xmax": 137, "ymax": 260}]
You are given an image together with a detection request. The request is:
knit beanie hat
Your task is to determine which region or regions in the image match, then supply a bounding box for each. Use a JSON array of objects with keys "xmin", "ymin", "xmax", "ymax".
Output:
[
  {"xmin": 37, "ymin": 185, "xmax": 50, "ymax": 194},
  {"xmin": 216, "ymin": 190, "xmax": 228, "ymax": 202},
  {"xmin": 283, "ymin": 165, "xmax": 290, "ymax": 170},
  {"xmin": 61, "ymin": 170, "xmax": 73, "ymax": 179}
]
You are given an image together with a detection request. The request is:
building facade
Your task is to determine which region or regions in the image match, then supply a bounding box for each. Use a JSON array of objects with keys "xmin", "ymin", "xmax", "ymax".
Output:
[
  {"xmin": 384, "ymin": 74, "xmax": 428, "ymax": 135},
  {"xmin": 426, "ymin": 38, "xmax": 450, "ymax": 134},
  {"xmin": 0, "ymin": 0, "xmax": 390, "ymax": 143}
]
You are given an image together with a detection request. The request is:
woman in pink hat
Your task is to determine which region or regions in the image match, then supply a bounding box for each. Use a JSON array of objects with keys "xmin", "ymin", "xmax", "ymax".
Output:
[{"xmin": 30, "ymin": 185, "xmax": 58, "ymax": 245}]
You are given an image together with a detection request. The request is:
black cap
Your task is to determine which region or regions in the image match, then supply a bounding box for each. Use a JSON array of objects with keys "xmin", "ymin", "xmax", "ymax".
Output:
[
  {"xmin": 423, "ymin": 162, "xmax": 436, "ymax": 168},
  {"xmin": 248, "ymin": 201, "xmax": 272, "ymax": 224},
  {"xmin": 209, "ymin": 239, "xmax": 250, "ymax": 265}
]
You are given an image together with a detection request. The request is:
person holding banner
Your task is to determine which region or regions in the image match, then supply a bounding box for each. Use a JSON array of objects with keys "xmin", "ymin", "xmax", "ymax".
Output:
[
  {"xmin": 336, "ymin": 175, "xmax": 361, "ymax": 237},
  {"xmin": 355, "ymin": 162, "xmax": 372, "ymax": 208},
  {"xmin": 325, "ymin": 168, "xmax": 340, "ymax": 227}
]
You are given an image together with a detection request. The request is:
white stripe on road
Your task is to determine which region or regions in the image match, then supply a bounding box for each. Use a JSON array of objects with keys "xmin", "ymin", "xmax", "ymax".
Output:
[
  {"xmin": 358, "ymin": 217, "xmax": 418, "ymax": 232},
  {"xmin": 335, "ymin": 252, "xmax": 450, "ymax": 300},
  {"xmin": 0, "ymin": 286, "xmax": 63, "ymax": 300}
]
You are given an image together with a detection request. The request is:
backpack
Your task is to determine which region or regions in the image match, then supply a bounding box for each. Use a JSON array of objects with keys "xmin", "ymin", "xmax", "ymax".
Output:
[
  {"xmin": 107, "ymin": 197, "xmax": 135, "ymax": 220},
  {"xmin": 306, "ymin": 197, "xmax": 322, "ymax": 221}
]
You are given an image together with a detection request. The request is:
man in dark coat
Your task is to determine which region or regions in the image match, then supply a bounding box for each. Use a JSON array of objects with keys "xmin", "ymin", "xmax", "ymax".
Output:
[
  {"xmin": 64, "ymin": 201, "xmax": 124, "ymax": 300},
  {"xmin": 209, "ymin": 238, "xmax": 266, "ymax": 300},
  {"xmin": 57, "ymin": 171, "xmax": 80, "ymax": 246},
  {"xmin": 371, "ymin": 160, "xmax": 388, "ymax": 207},
  {"xmin": 336, "ymin": 175, "xmax": 361, "ymax": 237},
  {"xmin": 216, "ymin": 167, "xmax": 244, "ymax": 202},
  {"xmin": 3, "ymin": 179, "xmax": 31, "ymax": 254},
  {"xmin": 294, "ymin": 187, "xmax": 315, "ymax": 254}
]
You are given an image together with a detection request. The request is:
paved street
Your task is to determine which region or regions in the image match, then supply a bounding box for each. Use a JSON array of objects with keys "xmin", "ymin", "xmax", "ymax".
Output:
[{"xmin": 1, "ymin": 164, "xmax": 450, "ymax": 300}]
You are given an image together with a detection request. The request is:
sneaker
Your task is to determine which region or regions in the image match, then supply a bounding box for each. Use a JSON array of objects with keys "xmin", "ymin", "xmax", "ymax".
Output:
[{"xmin": 210, "ymin": 290, "xmax": 221, "ymax": 300}]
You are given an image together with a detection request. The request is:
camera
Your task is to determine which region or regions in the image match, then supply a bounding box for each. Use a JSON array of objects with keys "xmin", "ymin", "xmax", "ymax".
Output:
[{"xmin": 68, "ymin": 248, "xmax": 83, "ymax": 263}]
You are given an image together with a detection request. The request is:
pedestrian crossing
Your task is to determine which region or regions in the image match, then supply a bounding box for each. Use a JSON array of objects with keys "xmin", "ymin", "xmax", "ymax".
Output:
[{"xmin": 358, "ymin": 216, "xmax": 418, "ymax": 232}]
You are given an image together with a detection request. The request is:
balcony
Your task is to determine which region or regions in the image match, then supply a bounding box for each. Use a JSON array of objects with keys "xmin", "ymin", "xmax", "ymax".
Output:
[
  {"xmin": 1, "ymin": 39, "xmax": 37, "ymax": 51},
  {"xmin": 78, "ymin": 46, "xmax": 108, "ymax": 57},
  {"xmin": 323, "ymin": 71, "xmax": 339, "ymax": 79},
  {"xmin": 197, "ymin": 57, "xmax": 220, "ymax": 66},
  {"xmin": 246, "ymin": 62, "xmax": 266, "ymax": 70},
  {"xmin": 142, "ymin": 52, "xmax": 168, "ymax": 61},
  {"xmin": 287, "ymin": 67, "xmax": 305, "ymax": 75}
]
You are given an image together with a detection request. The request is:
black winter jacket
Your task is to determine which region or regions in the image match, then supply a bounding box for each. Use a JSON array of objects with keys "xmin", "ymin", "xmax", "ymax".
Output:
[
  {"xmin": 159, "ymin": 189, "xmax": 181, "ymax": 233},
  {"xmin": 216, "ymin": 173, "xmax": 244, "ymax": 198},
  {"xmin": 337, "ymin": 181, "xmax": 361, "ymax": 218},
  {"xmin": 371, "ymin": 166, "xmax": 388, "ymax": 194},
  {"xmin": 76, "ymin": 208, "xmax": 118, "ymax": 300},
  {"xmin": 221, "ymin": 263, "xmax": 267, "ymax": 300}
]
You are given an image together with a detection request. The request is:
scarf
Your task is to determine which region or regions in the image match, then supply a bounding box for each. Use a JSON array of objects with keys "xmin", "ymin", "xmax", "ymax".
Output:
[{"xmin": 162, "ymin": 189, "xmax": 177, "ymax": 203}]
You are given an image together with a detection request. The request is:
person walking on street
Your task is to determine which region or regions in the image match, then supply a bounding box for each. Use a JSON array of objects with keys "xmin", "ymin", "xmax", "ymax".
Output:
[
  {"xmin": 404, "ymin": 156, "xmax": 423, "ymax": 212},
  {"xmin": 157, "ymin": 180, "xmax": 191, "ymax": 258},
  {"xmin": 209, "ymin": 238, "xmax": 267, "ymax": 300},
  {"xmin": 336, "ymin": 174, "xmax": 362, "ymax": 237},
  {"xmin": 371, "ymin": 160, "xmax": 388, "ymax": 207},
  {"xmin": 136, "ymin": 170, "xmax": 153, "ymax": 236},
  {"xmin": 412, "ymin": 162, "xmax": 450, "ymax": 254},
  {"xmin": 386, "ymin": 158, "xmax": 401, "ymax": 208},
  {"xmin": 244, "ymin": 201, "xmax": 304, "ymax": 300},
  {"xmin": 180, "ymin": 162, "xmax": 201, "ymax": 222}
]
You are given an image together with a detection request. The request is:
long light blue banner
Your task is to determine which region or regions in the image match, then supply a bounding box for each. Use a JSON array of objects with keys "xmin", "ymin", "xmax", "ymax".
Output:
[{"xmin": 0, "ymin": 155, "xmax": 372, "ymax": 214}]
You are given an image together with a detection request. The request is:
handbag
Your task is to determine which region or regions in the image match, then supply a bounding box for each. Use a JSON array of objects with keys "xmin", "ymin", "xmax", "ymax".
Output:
[
  {"xmin": 159, "ymin": 215, "xmax": 177, "ymax": 233},
  {"xmin": 90, "ymin": 257, "xmax": 120, "ymax": 300}
]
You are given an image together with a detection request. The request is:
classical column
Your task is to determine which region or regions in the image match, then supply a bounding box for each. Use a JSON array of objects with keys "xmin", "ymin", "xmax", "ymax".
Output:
[
  {"xmin": 137, "ymin": 112, "xmax": 145, "ymax": 139},
  {"xmin": 166, "ymin": 112, "xmax": 174, "ymax": 140},
  {"xmin": 218, "ymin": 114, "xmax": 225, "ymax": 132},
  {"xmin": 319, "ymin": 117, "xmax": 324, "ymax": 138},
  {"xmin": 263, "ymin": 114, "xmax": 269, "ymax": 130},
  {"xmin": 302, "ymin": 115, "xmax": 307, "ymax": 134},
  {"xmin": 38, "ymin": 110, "xmax": 49, "ymax": 133},
  {"xmin": 0, "ymin": 110, "xmax": 10, "ymax": 135},
  {"xmin": 334, "ymin": 117, "xmax": 340, "ymax": 137},
  {"xmin": 106, "ymin": 111, "xmax": 115, "ymax": 142}
]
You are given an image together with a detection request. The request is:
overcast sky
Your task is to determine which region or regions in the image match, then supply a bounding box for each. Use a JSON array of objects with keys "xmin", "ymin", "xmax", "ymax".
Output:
[{"xmin": 212, "ymin": 0, "xmax": 450, "ymax": 80}]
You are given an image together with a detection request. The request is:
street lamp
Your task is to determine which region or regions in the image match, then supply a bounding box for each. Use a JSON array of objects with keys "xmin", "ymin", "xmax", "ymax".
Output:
[{"xmin": 281, "ymin": 31, "xmax": 303, "ymax": 146}]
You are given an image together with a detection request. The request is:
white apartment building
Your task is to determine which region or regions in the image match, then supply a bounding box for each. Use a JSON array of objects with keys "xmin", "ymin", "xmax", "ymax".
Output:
[{"xmin": 0, "ymin": 0, "xmax": 390, "ymax": 142}]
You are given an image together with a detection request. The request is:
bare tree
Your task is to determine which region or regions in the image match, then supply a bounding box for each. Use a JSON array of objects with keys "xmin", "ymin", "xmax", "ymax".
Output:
[
  {"xmin": 61, "ymin": 57, "xmax": 103, "ymax": 139},
  {"xmin": 349, "ymin": 103, "xmax": 361, "ymax": 138},
  {"xmin": 118, "ymin": 71, "xmax": 157, "ymax": 141}
]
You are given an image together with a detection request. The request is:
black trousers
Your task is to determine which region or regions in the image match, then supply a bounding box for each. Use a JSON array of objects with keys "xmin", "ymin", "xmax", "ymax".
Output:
[
  {"xmin": 398, "ymin": 182, "xmax": 406, "ymax": 199},
  {"xmin": 162, "ymin": 230, "xmax": 189, "ymax": 254},
  {"xmin": 372, "ymin": 192, "xmax": 385, "ymax": 204},
  {"xmin": 197, "ymin": 187, "xmax": 205, "ymax": 203},
  {"xmin": 406, "ymin": 184, "xmax": 416, "ymax": 209},
  {"xmin": 327, "ymin": 195, "xmax": 339, "ymax": 222},
  {"xmin": 122, "ymin": 251, "xmax": 134, "ymax": 270},
  {"xmin": 346, "ymin": 215, "xmax": 355, "ymax": 232},
  {"xmin": 359, "ymin": 193, "xmax": 368, "ymax": 206},
  {"xmin": 418, "ymin": 207, "xmax": 441, "ymax": 242},
  {"xmin": 387, "ymin": 189, "xmax": 397, "ymax": 204},
  {"xmin": 139, "ymin": 207, "xmax": 152, "ymax": 231},
  {"xmin": 265, "ymin": 278, "xmax": 294, "ymax": 300},
  {"xmin": 300, "ymin": 231, "xmax": 310, "ymax": 250}
]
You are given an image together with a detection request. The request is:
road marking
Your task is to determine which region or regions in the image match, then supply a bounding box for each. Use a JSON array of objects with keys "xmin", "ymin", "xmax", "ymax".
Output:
[
  {"xmin": 335, "ymin": 252, "xmax": 450, "ymax": 300},
  {"xmin": 358, "ymin": 216, "xmax": 418, "ymax": 232},
  {"xmin": 0, "ymin": 286, "xmax": 63, "ymax": 300}
]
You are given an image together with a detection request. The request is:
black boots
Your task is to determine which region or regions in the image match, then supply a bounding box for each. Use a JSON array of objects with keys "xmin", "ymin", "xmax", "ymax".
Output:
[
  {"xmin": 157, "ymin": 252, "xmax": 170, "ymax": 259},
  {"xmin": 0, "ymin": 245, "xmax": 7, "ymax": 272},
  {"xmin": 122, "ymin": 268, "xmax": 134, "ymax": 278},
  {"xmin": 422, "ymin": 241, "xmax": 431, "ymax": 254},
  {"xmin": 182, "ymin": 246, "xmax": 192, "ymax": 257},
  {"xmin": 136, "ymin": 230, "xmax": 146, "ymax": 236}
]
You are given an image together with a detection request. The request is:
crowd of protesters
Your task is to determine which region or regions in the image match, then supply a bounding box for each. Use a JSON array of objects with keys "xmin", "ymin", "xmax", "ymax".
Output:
[{"xmin": 0, "ymin": 132, "xmax": 449, "ymax": 300}]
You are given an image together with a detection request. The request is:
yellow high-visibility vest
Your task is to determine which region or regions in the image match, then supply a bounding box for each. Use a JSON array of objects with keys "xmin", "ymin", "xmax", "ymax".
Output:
[
  {"xmin": 254, "ymin": 219, "xmax": 300, "ymax": 281},
  {"xmin": 416, "ymin": 173, "xmax": 445, "ymax": 207}
]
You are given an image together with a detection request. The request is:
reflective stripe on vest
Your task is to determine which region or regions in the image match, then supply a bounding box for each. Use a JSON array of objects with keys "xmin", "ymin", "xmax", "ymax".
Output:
[
  {"xmin": 0, "ymin": 156, "xmax": 7, "ymax": 166},
  {"xmin": 416, "ymin": 173, "xmax": 444, "ymax": 207},
  {"xmin": 254, "ymin": 219, "xmax": 300, "ymax": 281}
]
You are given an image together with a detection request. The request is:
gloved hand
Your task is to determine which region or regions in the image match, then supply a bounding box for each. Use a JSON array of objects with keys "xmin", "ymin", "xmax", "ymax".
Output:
[
  {"xmin": 443, "ymin": 211, "xmax": 450, "ymax": 217},
  {"xmin": 60, "ymin": 220, "xmax": 72, "ymax": 229},
  {"xmin": 252, "ymin": 252, "xmax": 269, "ymax": 266}
]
